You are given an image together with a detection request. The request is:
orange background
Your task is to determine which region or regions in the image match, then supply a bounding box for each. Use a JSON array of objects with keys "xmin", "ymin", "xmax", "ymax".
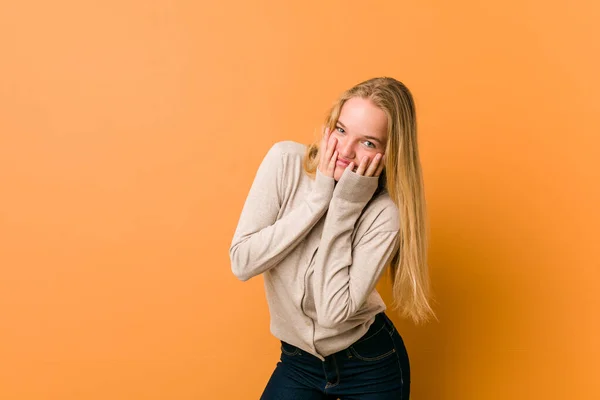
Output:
[{"xmin": 1, "ymin": 1, "xmax": 599, "ymax": 399}]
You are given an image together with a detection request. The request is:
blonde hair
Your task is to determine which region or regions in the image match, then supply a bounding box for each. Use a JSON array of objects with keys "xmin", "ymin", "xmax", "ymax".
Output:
[{"xmin": 302, "ymin": 77, "xmax": 435, "ymax": 324}]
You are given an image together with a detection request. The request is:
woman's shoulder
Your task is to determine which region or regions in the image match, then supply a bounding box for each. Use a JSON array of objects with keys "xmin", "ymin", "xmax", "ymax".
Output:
[
  {"xmin": 261, "ymin": 141, "xmax": 308, "ymax": 174},
  {"xmin": 267, "ymin": 140, "xmax": 307, "ymax": 158}
]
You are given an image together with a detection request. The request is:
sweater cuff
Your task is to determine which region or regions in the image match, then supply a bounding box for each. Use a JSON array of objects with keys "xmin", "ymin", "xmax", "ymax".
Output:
[
  {"xmin": 312, "ymin": 168, "xmax": 336, "ymax": 203},
  {"xmin": 333, "ymin": 168, "xmax": 379, "ymax": 203}
]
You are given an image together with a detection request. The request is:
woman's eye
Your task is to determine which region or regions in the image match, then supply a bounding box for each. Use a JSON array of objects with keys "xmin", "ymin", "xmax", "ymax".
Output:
[
  {"xmin": 364, "ymin": 141, "xmax": 375, "ymax": 148},
  {"xmin": 336, "ymin": 126, "xmax": 345, "ymax": 134}
]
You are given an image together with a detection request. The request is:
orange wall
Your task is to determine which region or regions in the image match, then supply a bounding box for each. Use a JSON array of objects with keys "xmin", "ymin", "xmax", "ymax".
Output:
[{"xmin": 1, "ymin": 1, "xmax": 598, "ymax": 399}]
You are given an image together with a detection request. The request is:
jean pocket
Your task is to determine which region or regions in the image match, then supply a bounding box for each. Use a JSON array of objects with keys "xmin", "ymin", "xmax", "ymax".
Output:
[
  {"xmin": 349, "ymin": 323, "xmax": 396, "ymax": 362},
  {"xmin": 280, "ymin": 341, "xmax": 301, "ymax": 356}
]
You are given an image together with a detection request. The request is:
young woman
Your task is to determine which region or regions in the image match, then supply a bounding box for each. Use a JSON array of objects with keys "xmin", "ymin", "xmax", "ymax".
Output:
[{"xmin": 229, "ymin": 77, "xmax": 434, "ymax": 399}]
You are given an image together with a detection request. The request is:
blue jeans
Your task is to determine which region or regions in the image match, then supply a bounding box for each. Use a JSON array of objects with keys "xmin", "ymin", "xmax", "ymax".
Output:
[{"xmin": 260, "ymin": 313, "xmax": 410, "ymax": 399}]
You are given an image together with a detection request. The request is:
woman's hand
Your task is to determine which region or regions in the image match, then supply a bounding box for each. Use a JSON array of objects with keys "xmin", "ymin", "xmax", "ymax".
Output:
[
  {"xmin": 318, "ymin": 127, "xmax": 338, "ymax": 178},
  {"xmin": 346, "ymin": 153, "xmax": 385, "ymax": 177}
]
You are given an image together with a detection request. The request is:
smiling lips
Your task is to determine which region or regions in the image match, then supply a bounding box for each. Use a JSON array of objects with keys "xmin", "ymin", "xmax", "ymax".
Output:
[{"xmin": 336, "ymin": 158, "xmax": 352, "ymax": 168}]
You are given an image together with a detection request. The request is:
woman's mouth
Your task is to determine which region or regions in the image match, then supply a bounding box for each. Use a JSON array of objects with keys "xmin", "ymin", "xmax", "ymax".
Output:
[{"xmin": 336, "ymin": 159, "xmax": 351, "ymax": 168}]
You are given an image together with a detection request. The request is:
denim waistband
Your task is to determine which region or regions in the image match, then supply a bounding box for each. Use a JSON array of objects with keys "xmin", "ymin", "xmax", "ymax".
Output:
[
  {"xmin": 280, "ymin": 312, "xmax": 393, "ymax": 360},
  {"xmin": 355, "ymin": 312, "xmax": 389, "ymax": 342}
]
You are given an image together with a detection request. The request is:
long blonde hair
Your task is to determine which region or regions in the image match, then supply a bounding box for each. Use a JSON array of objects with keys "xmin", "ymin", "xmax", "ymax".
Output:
[{"xmin": 302, "ymin": 77, "xmax": 434, "ymax": 324}]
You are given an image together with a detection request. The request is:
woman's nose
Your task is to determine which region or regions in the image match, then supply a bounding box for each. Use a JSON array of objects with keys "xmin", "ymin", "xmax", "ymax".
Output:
[{"xmin": 339, "ymin": 139, "xmax": 355, "ymax": 159}]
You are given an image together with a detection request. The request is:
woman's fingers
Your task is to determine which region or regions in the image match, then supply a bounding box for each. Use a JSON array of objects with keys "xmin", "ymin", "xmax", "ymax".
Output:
[
  {"xmin": 318, "ymin": 127, "xmax": 337, "ymax": 177},
  {"xmin": 328, "ymin": 150, "xmax": 338, "ymax": 174},
  {"xmin": 356, "ymin": 156, "xmax": 369, "ymax": 175},
  {"xmin": 354, "ymin": 153, "xmax": 385, "ymax": 177},
  {"xmin": 324, "ymin": 136, "xmax": 337, "ymax": 167},
  {"xmin": 330, "ymin": 137, "xmax": 338, "ymax": 154},
  {"xmin": 365, "ymin": 153, "xmax": 382, "ymax": 177}
]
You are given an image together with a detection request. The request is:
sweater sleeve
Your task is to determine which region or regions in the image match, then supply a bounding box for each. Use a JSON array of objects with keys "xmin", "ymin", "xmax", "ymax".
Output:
[
  {"xmin": 229, "ymin": 142, "xmax": 335, "ymax": 281},
  {"xmin": 312, "ymin": 168, "xmax": 400, "ymax": 328}
]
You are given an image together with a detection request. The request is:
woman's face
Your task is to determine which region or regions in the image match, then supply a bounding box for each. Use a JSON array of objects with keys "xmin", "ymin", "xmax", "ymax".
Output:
[{"xmin": 331, "ymin": 96, "xmax": 388, "ymax": 181}]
